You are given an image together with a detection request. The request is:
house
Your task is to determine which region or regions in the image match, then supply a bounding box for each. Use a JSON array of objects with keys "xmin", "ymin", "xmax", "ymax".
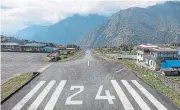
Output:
[
  {"xmin": 161, "ymin": 60, "xmax": 180, "ymax": 75},
  {"xmin": 1, "ymin": 43, "xmax": 21, "ymax": 51},
  {"xmin": 66, "ymin": 48, "xmax": 76, "ymax": 54},
  {"xmin": 137, "ymin": 44, "xmax": 178, "ymax": 70},
  {"xmin": 136, "ymin": 44, "xmax": 158, "ymax": 63},
  {"xmin": 1, "ymin": 36, "xmax": 8, "ymax": 43},
  {"xmin": 146, "ymin": 47, "xmax": 178, "ymax": 70},
  {"xmin": 21, "ymin": 43, "xmax": 47, "ymax": 52}
]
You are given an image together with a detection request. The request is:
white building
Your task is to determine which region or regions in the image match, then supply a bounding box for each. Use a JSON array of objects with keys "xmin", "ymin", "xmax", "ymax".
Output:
[
  {"xmin": 1, "ymin": 43, "xmax": 21, "ymax": 51},
  {"xmin": 137, "ymin": 44, "xmax": 178, "ymax": 70},
  {"xmin": 136, "ymin": 44, "xmax": 158, "ymax": 63}
]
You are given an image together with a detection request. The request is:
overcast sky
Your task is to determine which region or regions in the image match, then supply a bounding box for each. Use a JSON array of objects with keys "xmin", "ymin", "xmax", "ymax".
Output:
[{"xmin": 1, "ymin": 0, "xmax": 168, "ymax": 36}]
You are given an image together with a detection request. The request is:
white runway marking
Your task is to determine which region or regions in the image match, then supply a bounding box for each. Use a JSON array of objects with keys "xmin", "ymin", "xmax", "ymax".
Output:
[
  {"xmin": 12, "ymin": 81, "xmax": 45, "ymax": 110},
  {"xmin": 95, "ymin": 85, "xmax": 115, "ymax": 104},
  {"xmin": 121, "ymin": 80, "xmax": 151, "ymax": 110},
  {"xmin": 28, "ymin": 80, "xmax": 56, "ymax": 110},
  {"xmin": 88, "ymin": 60, "xmax": 90, "ymax": 66},
  {"xmin": 116, "ymin": 69, "xmax": 123, "ymax": 73},
  {"xmin": 11, "ymin": 80, "xmax": 168, "ymax": 110},
  {"xmin": 44, "ymin": 80, "xmax": 67, "ymax": 110},
  {"xmin": 38, "ymin": 64, "xmax": 52, "ymax": 73},
  {"xmin": 132, "ymin": 80, "xmax": 167, "ymax": 110},
  {"xmin": 65, "ymin": 86, "xmax": 84, "ymax": 105},
  {"xmin": 111, "ymin": 80, "xmax": 134, "ymax": 110}
]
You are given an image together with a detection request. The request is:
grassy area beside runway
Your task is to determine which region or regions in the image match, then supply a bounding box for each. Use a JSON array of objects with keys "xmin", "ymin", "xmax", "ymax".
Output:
[
  {"xmin": 1, "ymin": 72, "xmax": 33, "ymax": 101},
  {"xmin": 93, "ymin": 49, "xmax": 180, "ymax": 107},
  {"xmin": 59, "ymin": 50, "xmax": 84, "ymax": 62},
  {"xmin": 42, "ymin": 50, "xmax": 83, "ymax": 62}
]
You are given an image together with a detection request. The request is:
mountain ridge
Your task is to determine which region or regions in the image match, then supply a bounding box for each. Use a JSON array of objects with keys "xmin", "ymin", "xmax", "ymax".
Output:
[
  {"xmin": 79, "ymin": 1, "xmax": 180, "ymax": 48},
  {"xmin": 15, "ymin": 14, "xmax": 107, "ymax": 44}
]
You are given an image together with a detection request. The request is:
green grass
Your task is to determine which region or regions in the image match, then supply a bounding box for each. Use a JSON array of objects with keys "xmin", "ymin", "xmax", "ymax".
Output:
[
  {"xmin": 42, "ymin": 57, "xmax": 51, "ymax": 62},
  {"xmin": 169, "ymin": 76, "xmax": 180, "ymax": 83},
  {"xmin": 1, "ymin": 72, "xmax": 33, "ymax": 101},
  {"xmin": 93, "ymin": 49, "xmax": 180, "ymax": 107},
  {"xmin": 42, "ymin": 50, "xmax": 83, "ymax": 62},
  {"xmin": 119, "ymin": 60, "xmax": 180, "ymax": 107},
  {"xmin": 59, "ymin": 50, "xmax": 83, "ymax": 62}
]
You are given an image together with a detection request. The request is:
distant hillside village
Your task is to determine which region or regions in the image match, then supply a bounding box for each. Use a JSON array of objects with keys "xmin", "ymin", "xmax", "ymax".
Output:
[{"xmin": 1, "ymin": 35, "xmax": 80, "ymax": 54}]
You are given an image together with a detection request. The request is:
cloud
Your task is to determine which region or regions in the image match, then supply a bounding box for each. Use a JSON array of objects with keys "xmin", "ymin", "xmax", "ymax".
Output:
[{"xmin": 1, "ymin": 0, "xmax": 167, "ymax": 35}]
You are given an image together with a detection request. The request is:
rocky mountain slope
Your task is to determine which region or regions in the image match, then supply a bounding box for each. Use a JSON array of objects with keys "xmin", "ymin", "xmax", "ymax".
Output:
[{"xmin": 79, "ymin": 1, "xmax": 180, "ymax": 48}]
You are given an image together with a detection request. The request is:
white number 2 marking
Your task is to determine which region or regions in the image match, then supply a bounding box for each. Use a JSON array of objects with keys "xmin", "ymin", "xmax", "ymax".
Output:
[
  {"xmin": 95, "ymin": 85, "xmax": 115, "ymax": 104},
  {"xmin": 65, "ymin": 86, "xmax": 84, "ymax": 105}
]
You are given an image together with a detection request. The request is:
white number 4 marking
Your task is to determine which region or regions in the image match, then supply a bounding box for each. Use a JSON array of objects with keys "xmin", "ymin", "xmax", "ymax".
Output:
[
  {"xmin": 65, "ymin": 86, "xmax": 84, "ymax": 105},
  {"xmin": 95, "ymin": 85, "xmax": 115, "ymax": 104}
]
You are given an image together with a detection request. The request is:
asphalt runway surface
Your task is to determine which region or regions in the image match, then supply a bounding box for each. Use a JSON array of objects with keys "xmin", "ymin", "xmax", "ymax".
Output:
[
  {"xmin": 1, "ymin": 52, "xmax": 48, "ymax": 84},
  {"xmin": 1, "ymin": 50, "xmax": 179, "ymax": 110}
]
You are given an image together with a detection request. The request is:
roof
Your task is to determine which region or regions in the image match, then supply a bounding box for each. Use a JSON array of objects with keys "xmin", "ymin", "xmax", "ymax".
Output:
[
  {"xmin": 1, "ymin": 43, "xmax": 19, "ymax": 46},
  {"xmin": 22, "ymin": 43, "xmax": 46, "ymax": 47},
  {"xmin": 66, "ymin": 48, "xmax": 76, "ymax": 50},
  {"xmin": 150, "ymin": 47, "xmax": 178, "ymax": 52},
  {"xmin": 161, "ymin": 60, "xmax": 180, "ymax": 68},
  {"xmin": 138, "ymin": 44, "xmax": 158, "ymax": 48},
  {"xmin": 137, "ymin": 44, "xmax": 158, "ymax": 50},
  {"xmin": 44, "ymin": 47, "xmax": 59, "ymax": 51}
]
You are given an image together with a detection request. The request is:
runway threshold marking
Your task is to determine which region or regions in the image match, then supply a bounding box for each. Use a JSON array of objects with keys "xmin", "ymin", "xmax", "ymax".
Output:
[
  {"xmin": 131, "ymin": 80, "xmax": 168, "ymax": 110},
  {"xmin": 11, "ymin": 80, "xmax": 168, "ymax": 110},
  {"xmin": 12, "ymin": 81, "xmax": 45, "ymax": 110},
  {"xmin": 44, "ymin": 80, "xmax": 67, "ymax": 110},
  {"xmin": 28, "ymin": 80, "xmax": 56, "ymax": 110},
  {"xmin": 121, "ymin": 80, "xmax": 151, "ymax": 110},
  {"xmin": 111, "ymin": 80, "xmax": 134, "ymax": 110}
]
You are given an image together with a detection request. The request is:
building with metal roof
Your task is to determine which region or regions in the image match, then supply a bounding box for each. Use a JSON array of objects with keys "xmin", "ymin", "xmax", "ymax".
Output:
[
  {"xmin": 1, "ymin": 43, "xmax": 19, "ymax": 46},
  {"xmin": 21, "ymin": 43, "xmax": 47, "ymax": 52},
  {"xmin": 22, "ymin": 43, "xmax": 47, "ymax": 47},
  {"xmin": 1, "ymin": 43, "xmax": 21, "ymax": 51},
  {"xmin": 161, "ymin": 60, "xmax": 180, "ymax": 75}
]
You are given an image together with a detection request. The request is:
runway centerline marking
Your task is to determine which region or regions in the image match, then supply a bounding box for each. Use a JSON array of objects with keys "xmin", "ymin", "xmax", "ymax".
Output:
[{"xmin": 88, "ymin": 60, "xmax": 90, "ymax": 66}]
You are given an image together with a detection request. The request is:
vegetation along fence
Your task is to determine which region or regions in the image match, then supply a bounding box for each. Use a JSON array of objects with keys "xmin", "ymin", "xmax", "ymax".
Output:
[{"xmin": 151, "ymin": 72, "xmax": 180, "ymax": 93}]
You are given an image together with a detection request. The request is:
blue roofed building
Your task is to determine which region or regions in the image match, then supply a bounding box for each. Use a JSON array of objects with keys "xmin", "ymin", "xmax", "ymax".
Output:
[
  {"xmin": 161, "ymin": 60, "xmax": 180, "ymax": 75},
  {"xmin": 44, "ymin": 47, "xmax": 60, "ymax": 52}
]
